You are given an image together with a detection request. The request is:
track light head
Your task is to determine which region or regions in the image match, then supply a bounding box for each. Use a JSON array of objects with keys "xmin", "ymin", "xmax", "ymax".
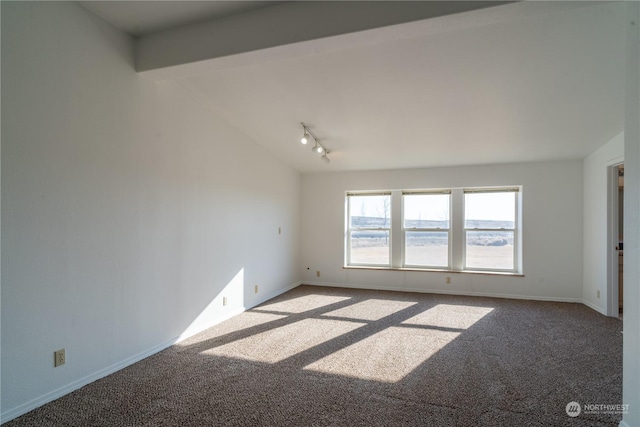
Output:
[{"xmin": 300, "ymin": 122, "xmax": 331, "ymax": 164}]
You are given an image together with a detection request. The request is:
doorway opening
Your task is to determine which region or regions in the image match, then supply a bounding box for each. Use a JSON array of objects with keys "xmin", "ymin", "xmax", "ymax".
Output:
[{"xmin": 607, "ymin": 163, "xmax": 624, "ymax": 318}]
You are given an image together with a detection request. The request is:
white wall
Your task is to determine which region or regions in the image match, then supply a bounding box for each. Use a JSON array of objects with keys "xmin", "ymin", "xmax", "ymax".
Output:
[
  {"xmin": 301, "ymin": 160, "xmax": 583, "ymax": 301},
  {"xmin": 622, "ymin": 2, "xmax": 640, "ymax": 426},
  {"xmin": 1, "ymin": 2, "xmax": 300, "ymax": 422},
  {"xmin": 582, "ymin": 132, "xmax": 624, "ymax": 315}
]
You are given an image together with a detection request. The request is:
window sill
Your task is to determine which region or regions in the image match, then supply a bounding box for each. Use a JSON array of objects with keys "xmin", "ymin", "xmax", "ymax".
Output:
[{"xmin": 343, "ymin": 265, "xmax": 524, "ymax": 277}]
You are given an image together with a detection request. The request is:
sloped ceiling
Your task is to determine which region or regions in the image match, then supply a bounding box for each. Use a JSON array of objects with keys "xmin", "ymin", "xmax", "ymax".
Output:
[{"xmin": 83, "ymin": 1, "xmax": 626, "ymax": 173}]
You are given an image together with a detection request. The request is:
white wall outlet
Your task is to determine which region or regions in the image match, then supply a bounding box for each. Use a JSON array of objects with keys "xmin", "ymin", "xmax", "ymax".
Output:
[
  {"xmin": 446, "ymin": 276, "xmax": 451, "ymax": 284},
  {"xmin": 278, "ymin": 227, "xmax": 282, "ymax": 235},
  {"xmin": 254, "ymin": 285, "xmax": 259, "ymax": 294},
  {"xmin": 597, "ymin": 290, "xmax": 601, "ymax": 299},
  {"xmin": 316, "ymin": 270, "xmax": 320, "ymax": 278},
  {"xmin": 223, "ymin": 296, "xmax": 228, "ymax": 306},
  {"xmin": 54, "ymin": 349, "xmax": 65, "ymax": 367}
]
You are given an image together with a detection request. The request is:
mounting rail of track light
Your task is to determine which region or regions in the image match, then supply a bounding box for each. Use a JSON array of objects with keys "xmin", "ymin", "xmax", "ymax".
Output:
[{"xmin": 300, "ymin": 122, "xmax": 330, "ymax": 163}]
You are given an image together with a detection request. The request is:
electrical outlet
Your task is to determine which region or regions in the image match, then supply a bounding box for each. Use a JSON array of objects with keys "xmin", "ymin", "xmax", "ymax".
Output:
[
  {"xmin": 223, "ymin": 296, "xmax": 228, "ymax": 306},
  {"xmin": 54, "ymin": 349, "xmax": 65, "ymax": 367},
  {"xmin": 597, "ymin": 290, "xmax": 601, "ymax": 299},
  {"xmin": 254, "ymin": 285, "xmax": 259, "ymax": 294},
  {"xmin": 316, "ymin": 271, "xmax": 320, "ymax": 278},
  {"xmin": 446, "ymin": 276, "xmax": 451, "ymax": 284},
  {"xmin": 278, "ymin": 227, "xmax": 282, "ymax": 235}
]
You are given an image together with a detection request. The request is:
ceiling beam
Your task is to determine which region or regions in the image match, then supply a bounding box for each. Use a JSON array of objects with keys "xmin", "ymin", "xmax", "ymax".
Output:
[{"xmin": 136, "ymin": 1, "xmax": 510, "ymax": 77}]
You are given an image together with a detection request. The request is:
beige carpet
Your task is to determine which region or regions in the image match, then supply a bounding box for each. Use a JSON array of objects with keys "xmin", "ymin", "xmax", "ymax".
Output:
[{"xmin": 6, "ymin": 285, "xmax": 623, "ymax": 426}]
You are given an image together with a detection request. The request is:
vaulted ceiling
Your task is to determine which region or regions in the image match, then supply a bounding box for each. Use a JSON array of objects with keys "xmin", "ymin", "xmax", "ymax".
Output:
[{"xmin": 81, "ymin": 1, "xmax": 626, "ymax": 173}]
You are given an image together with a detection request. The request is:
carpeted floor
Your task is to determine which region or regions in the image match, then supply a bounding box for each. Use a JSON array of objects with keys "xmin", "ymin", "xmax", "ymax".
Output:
[{"xmin": 6, "ymin": 285, "xmax": 623, "ymax": 426}]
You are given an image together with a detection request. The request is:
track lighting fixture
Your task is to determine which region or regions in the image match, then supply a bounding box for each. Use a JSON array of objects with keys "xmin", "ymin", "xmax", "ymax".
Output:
[{"xmin": 300, "ymin": 122, "xmax": 330, "ymax": 163}]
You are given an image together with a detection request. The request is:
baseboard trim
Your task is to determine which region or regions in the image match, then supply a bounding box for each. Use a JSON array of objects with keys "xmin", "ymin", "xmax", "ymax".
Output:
[
  {"xmin": 619, "ymin": 421, "xmax": 631, "ymax": 427},
  {"xmin": 0, "ymin": 336, "xmax": 179, "ymax": 424},
  {"xmin": 302, "ymin": 281, "xmax": 582, "ymax": 303},
  {"xmin": 174, "ymin": 307, "xmax": 247, "ymax": 343},
  {"xmin": 252, "ymin": 281, "xmax": 302, "ymax": 308},
  {"xmin": 174, "ymin": 281, "xmax": 301, "ymax": 342},
  {"xmin": 0, "ymin": 281, "xmax": 302, "ymax": 424},
  {"xmin": 581, "ymin": 299, "xmax": 607, "ymax": 316}
]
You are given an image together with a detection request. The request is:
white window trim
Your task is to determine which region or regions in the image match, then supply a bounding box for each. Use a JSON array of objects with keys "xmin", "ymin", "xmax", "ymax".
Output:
[
  {"xmin": 345, "ymin": 192, "xmax": 392, "ymax": 267},
  {"xmin": 345, "ymin": 187, "xmax": 523, "ymax": 274},
  {"xmin": 462, "ymin": 188, "xmax": 520, "ymax": 273},
  {"xmin": 401, "ymin": 191, "xmax": 452, "ymax": 269}
]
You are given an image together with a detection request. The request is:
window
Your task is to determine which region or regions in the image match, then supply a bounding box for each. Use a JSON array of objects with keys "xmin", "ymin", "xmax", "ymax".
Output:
[
  {"xmin": 464, "ymin": 190, "xmax": 518, "ymax": 271},
  {"xmin": 402, "ymin": 192, "xmax": 450, "ymax": 268},
  {"xmin": 346, "ymin": 193, "xmax": 391, "ymax": 266},
  {"xmin": 346, "ymin": 187, "xmax": 521, "ymax": 274}
]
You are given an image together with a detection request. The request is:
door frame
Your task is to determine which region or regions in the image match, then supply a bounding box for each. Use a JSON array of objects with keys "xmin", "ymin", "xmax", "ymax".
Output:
[{"xmin": 607, "ymin": 160, "xmax": 623, "ymax": 317}]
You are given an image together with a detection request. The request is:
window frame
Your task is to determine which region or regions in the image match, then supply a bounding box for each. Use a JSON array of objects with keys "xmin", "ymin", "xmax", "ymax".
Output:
[
  {"xmin": 344, "ymin": 187, "xmax": 522, "ymax": 275},
  {"xmin": 401, "ymin": 190, "xmax": 452, "ymax": 269},
  {"xmin": 462, "ymin": 188, "xmax": 519, "ymax": 273},
  {"xmin": 345, "ymin": 192, "xmax": 392, "ymax": 267}
]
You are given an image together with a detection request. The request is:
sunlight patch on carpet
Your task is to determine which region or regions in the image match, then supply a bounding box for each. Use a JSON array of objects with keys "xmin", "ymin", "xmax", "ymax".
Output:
[
  {"xmin": 202, "ymin": 318, "xmax": 365, "ymax": 363},
  {"xmin": 304, "ymin": 327, "xmax": 459, "ymax": 382},
  {"xmin": 322, "ymin": 299, "xmax": 416, "ymax": 321},
  {"xmin": 402, "ymin": 304, "xmax": 494, "ymax": 330},
  {"xmin": 254, "ymin": 294, "xmax": 351, "ymax": 314},
  {"xmin": 176, "ymin": 312, "xmax": 287, "ymax": 347}
]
